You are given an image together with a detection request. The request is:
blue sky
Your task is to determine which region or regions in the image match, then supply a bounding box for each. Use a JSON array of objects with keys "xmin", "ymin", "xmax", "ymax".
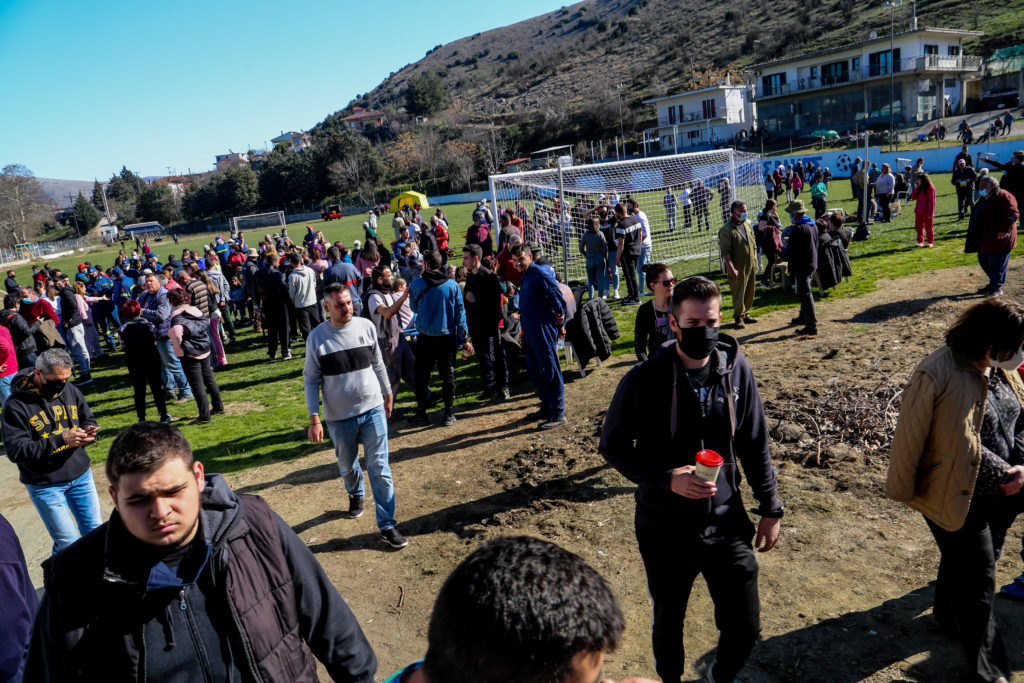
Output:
[{"xmin": 0, "ymin": 0, "xmax": 564, "ymax": 181}]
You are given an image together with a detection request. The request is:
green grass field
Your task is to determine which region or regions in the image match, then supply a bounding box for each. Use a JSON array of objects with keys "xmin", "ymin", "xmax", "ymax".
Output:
[{"xmin": 10, "ymin": 171, "xmax": 1017, "ymax": 475}]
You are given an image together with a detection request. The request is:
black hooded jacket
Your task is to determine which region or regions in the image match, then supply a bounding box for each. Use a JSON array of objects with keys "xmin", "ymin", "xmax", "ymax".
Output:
[
  {"xmin": 599, "ymin": 334, "xmax": 781, "ymax": 536},
  {"xmin": 1, "ymin": 369, "xmax": 96, "ymax": 485},
  {"xmin": 26, "ymin": 474, "xmax": 377, "ymax": 683}
]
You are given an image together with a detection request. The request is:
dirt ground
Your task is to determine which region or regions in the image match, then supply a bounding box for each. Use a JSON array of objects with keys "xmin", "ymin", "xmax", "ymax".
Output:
[{"xmin": 4, "ymin": 259, "xmax": 1024, "ymax": 682}]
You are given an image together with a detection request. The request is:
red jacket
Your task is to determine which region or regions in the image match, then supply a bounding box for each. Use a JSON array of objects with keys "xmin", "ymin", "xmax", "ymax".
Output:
[
  {"xmin": 495, "ymin": 247, "xmax": 521, "ymax": 287},
  {"xmin": 978, "ymin": 188, "xmax": 1019, "ymax": 254},
  {"xmin": 19, "ymin": 298, "xmax": 58, "ymax": 325},
  {"xmin": 911, "ymin": 184, "xmax": 936, "ymax": 217}
]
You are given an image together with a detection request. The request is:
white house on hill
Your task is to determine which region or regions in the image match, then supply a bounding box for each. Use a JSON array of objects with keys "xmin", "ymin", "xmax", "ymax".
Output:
[{"xmin": 644, "ymin": 76, "xmax": 756, "ymax": 152}]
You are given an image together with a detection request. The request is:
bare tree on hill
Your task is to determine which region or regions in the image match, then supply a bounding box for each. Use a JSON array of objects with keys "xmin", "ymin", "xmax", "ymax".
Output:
[{"xmin": 0, "ymin": 164, "xmax": 51, "ymax": 247}]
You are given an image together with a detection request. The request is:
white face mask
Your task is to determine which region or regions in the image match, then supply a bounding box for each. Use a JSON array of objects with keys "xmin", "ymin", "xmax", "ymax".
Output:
[{"xmin": 990, "ymin": 347, "xmax": 1024, "ymax": 371}]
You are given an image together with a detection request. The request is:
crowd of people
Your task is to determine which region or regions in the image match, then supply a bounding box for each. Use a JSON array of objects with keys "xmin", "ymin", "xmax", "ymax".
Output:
[{"xmin": 2, "ymin": 152, "xmax": 1024, "ymax": 682}]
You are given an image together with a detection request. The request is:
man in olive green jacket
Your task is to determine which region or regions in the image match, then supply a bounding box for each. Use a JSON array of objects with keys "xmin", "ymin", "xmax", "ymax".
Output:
[{"xmin": 718, "ymin": 200, "xmax": 758, "ymax": 329}]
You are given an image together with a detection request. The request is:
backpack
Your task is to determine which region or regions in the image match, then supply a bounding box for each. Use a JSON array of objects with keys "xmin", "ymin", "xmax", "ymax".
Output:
[
  {"xmin": 170, "ymin": 311, "xmax": 211, "ymax": 356},
  {"xmin": 360, "ymin": 288, "xmax": 401, "ymax": 363}
]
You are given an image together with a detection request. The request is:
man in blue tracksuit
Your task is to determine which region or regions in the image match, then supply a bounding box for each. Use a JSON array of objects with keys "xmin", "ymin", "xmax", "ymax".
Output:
[
  {"xmin": 409, "ymin": 250, "xmax": 471, "ymax": 427},
  {"xmin": 512, "ymin": 244, "xmax": 567, "ymax": 429}
]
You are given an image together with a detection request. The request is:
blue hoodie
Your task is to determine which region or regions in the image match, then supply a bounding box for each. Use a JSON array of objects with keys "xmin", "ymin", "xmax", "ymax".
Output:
[{"xmin": 409, "ymin": 270, "xmax": 467, "ymax": 344}]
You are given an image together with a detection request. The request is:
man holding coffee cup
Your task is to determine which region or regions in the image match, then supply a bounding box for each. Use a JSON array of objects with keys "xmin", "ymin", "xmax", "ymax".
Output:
[{"xmin": 599, "ymin": 275, "xmax": 783, "ymax": 683}]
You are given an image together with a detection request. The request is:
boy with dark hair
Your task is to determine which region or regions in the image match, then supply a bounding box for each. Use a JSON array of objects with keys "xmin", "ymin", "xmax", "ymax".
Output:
[
  {"xmin": 600, "ymin": 276, "xmax": 782, "ymax": 683},
  {"xmin": 384, "ymin": 536, "xmax": 651, "ymax": 683},
  {"xmin": 26, "ymin": 421, "xmax": 378, "ymax": 682}
]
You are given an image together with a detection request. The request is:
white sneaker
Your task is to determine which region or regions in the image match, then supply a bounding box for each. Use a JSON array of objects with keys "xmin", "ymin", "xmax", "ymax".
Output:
[{"xmin": 613, "ymin": 290, "xmax": 620, "ymax": 299}]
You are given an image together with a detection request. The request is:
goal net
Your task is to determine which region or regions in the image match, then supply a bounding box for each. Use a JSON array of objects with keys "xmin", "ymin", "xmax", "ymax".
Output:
[
  {"xmin": 230, "ymin": 211, "xmax": 286, "ymax": 235},
  {"xmin": 489, "ymin": 149, "xmax": 765, "ymax": 282}
]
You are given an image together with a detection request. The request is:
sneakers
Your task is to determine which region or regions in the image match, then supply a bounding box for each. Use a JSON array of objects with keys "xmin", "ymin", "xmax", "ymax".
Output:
[
  {"xmin": 476, "ymin": 388, "xmax": 494, "ymax": 402},
  {"xmin": 411, "ymin": 411, "xmax": 430, "ymax": 426},
  {"xmin": 283, "ymin": 352, "xmax": 294, "ymax": 360},
  {"xmin": 159, "ymin": 415, "xmax": 175, "ymax": 425},
  {"xmin": 734, "ymin": 321, "xmax": 746, "ymax": 330},
  {"xmin": 443, "ymin": 411, "xmax": 457, "ymax": 426},
  {"xmin": 380, "ymin": 527, "xmax": 409, "ymax": 549},
  {"xmin": 348, "ymin": 495, "xmax": 364, "ymax": 519},
  {"xmin": 76, "ymin": 374, "xmax": 93, "ymax": 386},
  {"xmin": 174, "ymin": 394, "xmax": 193, "ymax": 404},
  {"xmin": 188, "ymin": 417, "xmax": 211, "ymax": 425},
  {"xmin": 743, "ymin": 316, "xmax": 759, "ymax": 324},
  {"xmin": 540, "ymin": 416, "xmax": 568, "ymax": 429},
  {"xmin": 790, "ymin": 316, "xmax": 805, "ymax": 325},
  {"xmin": 496, "ymin": 386, "xmax": 511, "ymax": 401},
  {"xmin": 1000, "ymin": 574, "xmax": 1024, "ymax": 600},
  {"xmin": 613, "ymin": 290, "xmax": 620, "ymax": 299},
  {"xmin": 795, "ymin": 326, "xmax": 819, "ymax": 336}
]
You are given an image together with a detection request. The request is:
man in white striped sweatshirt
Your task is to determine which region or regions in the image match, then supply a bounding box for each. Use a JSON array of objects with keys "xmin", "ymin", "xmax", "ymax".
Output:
[{"xmin": 304, "ymin": 282, "xmax": 408, "ymax": 549}]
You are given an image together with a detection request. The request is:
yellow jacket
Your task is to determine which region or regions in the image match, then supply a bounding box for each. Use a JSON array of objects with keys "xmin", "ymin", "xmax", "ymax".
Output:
[{"xmin": 886, "ymin": 345, "xmax": 1024, "ymax": 531}]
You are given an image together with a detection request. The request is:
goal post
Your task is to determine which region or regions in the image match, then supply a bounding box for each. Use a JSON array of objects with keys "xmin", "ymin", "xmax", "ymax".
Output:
[
  {"xmin": 230, "ymin": 211, "xmax": 286, "ymax": 235},
  {"xmin": 489, "ymin": 149, "xmax": 766, "ymax": 283}
]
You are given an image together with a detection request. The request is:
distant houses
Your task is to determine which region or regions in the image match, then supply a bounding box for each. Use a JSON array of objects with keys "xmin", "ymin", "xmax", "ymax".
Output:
[
  {"xmin": 338, "ymin": 106, "xmax": 387, "ymax": 133},
  {"xmin": 270, "ymin": 131, "xmax": 312, "ymax": 154},
  {"xmin": 644, "ymin": 75, "xmax": 756, "ymax": 153}
]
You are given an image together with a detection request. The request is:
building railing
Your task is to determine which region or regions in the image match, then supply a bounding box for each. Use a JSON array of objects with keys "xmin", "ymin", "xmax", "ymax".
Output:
[
  {"xmin": 656, "ymin": 111, "xmax": 720, "ymax": 127},
  {"xmin": 755, "ymin": 55, "xmax": 983, "ymax": 99}
]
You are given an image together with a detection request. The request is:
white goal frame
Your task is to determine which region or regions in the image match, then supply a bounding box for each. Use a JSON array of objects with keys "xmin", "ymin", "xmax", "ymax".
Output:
[
  {"xmin": 488, "ymin": 149, "xmax": 766, "ymax": 283},
  {"xmin": 230, "ymin": 211, "xmax": 286, "ymax": 235}
]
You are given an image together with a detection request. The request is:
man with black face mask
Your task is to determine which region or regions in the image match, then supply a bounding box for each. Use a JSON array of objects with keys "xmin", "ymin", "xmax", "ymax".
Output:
[
  {"xmin": 1, "ymin": 348, "xmax": 102, "ymax": 555},
  {"xmin": 599, "ymin": 276, "xmax": 783, "ymax": 683}
]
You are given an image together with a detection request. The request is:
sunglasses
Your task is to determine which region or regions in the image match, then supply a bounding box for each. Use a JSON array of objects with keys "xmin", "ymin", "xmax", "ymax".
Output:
[{"xmin": 659, "ymin": 278, "xmax": 677, "ymax": 286}]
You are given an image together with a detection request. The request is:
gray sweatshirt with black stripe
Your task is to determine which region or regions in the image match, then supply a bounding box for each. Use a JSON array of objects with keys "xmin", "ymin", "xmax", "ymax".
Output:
[{"xmin": 303, "ymin": 317, "xmax": 390, "ymax": 421}]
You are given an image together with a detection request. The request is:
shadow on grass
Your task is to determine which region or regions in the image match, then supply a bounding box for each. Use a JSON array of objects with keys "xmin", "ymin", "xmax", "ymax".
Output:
[
  {"xmin": 193, "ymin": 427, "xmax": 317, "ymax": 475},
  {"xmin": 301, "ymin": 464, "xmax": 630, "ymax": 554},
  {"xmin": 236, "ymin": 461, "xmax": 339, "ymax": 495}
]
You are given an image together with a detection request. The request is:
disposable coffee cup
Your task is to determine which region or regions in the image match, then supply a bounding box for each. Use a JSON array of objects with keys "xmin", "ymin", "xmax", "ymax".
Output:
[{"xmin": 694, "ymin": 449, "xmax": 724, "ymax": 482}]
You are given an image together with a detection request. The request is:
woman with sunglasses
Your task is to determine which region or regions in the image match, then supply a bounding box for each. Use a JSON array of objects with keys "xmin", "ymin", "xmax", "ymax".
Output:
[{"xmin": 633, "ymin": 263, "xmax": 675, "ymax": 362}]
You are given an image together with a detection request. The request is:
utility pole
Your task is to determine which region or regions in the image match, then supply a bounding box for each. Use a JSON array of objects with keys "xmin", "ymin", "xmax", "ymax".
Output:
[
  {"xmin": 885, "ymin": 0, "xmax": 903, "ymax": 153},
  {"xmin": 67, "ymin": 193, "xmax": 80, "ymax": 235},
  {"xmin": 616, "ymin": 83, "xmax": 625, "ymax": 156}
]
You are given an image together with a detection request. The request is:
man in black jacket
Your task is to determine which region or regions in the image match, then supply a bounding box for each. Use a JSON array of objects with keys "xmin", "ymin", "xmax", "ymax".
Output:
[
  {"xmin": 599, "ymin": 276, "xmax": 782, "ymax": 683},
  {"xmin": 983, "ymin": 149, "xmax": 1024, "ymax": 210},
  {"xmin": 952, "ymin": 158, "xmax": 978, "ymax": 220},
  {"xmin": 255, "ymin": 253, "xmax": 292, "ymax": 360},
  {"xmin": 785, "ymin": 200, "xmax": 819, "ymax": 336},
  {"xmin": 1, "ymin": 348, "xmax": 102, "ymax": 555},
  {"xmin": 54, "ymin": 272, "xmax": 92, "ymax": 383},
  {"xmin": 25, "ymin": 421, "xmax": 378, "ymax": 682},
  {"xmin": 4, "ymin": 270, "xmax": 18, "ymax": 295},
  {"xmin": 613, "ymin": 204, "xmax": 644, "ymax": 304},
  {"xmin": 463, "ymin": 244, "xmax": 509, "ymax": 401},
  {"xmin": 0, "ymin": 293, "xmax": 39, "ymax": 368}
]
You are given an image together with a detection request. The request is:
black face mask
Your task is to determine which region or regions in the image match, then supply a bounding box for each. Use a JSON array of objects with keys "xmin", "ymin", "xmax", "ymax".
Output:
[
  {"xmin": 675, "ymin": 324, "xmax": 719, "ymax": 360},
  {"xmin": 40, "ymin": 377, "xmax": 66, "ymax": 400}
]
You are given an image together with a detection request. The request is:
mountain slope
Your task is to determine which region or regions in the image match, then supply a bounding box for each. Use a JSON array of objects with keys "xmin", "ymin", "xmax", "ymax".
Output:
[{"xmin": 346, "ymin": 0, "xmax": 1021, "ymax": 139}]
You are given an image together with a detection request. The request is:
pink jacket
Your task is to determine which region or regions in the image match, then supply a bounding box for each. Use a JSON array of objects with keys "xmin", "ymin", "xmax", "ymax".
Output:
[
  {"xmin": 911, "ymin": 184, "xmax": 936, "ymax": 217},
  {"xmin": 0, "ymin": 325, "xmax": 17, "ymax": 377}
]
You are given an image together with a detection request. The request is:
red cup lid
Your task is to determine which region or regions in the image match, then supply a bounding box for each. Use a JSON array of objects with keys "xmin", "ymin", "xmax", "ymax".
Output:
[{"xmin": 695, "ymin": 449, "xmax": 724, "ymax": 467}]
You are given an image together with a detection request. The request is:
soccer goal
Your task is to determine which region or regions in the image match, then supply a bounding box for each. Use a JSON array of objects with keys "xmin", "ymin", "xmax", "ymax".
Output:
[
  {"xmin": 230, "ymin": 211, "xmax": 286, "ymax": 235},
  {"xmin": 489, "ymin": 149, "xmax": 765, "ymax": 282}
]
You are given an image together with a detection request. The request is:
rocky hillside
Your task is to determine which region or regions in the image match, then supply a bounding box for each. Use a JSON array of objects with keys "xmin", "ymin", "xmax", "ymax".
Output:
[{"xmin": 342, "ymin": 0, "xmax": 1019, "ymax": 137}]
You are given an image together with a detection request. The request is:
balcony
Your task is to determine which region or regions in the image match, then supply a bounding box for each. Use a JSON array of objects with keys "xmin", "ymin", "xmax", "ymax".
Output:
[
  {"xmin": 656, "ymin": 111, "xmax": 725, "ymax": 127},
  {"xmin": 755, "ymin": 55, "xmax": 983, "ymax": 100}
]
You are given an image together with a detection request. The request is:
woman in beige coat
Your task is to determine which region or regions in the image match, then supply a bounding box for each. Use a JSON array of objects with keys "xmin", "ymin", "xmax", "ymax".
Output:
[{"xmin": 887, "ymin": 298, "xmax": 1024, "ymax": 683}]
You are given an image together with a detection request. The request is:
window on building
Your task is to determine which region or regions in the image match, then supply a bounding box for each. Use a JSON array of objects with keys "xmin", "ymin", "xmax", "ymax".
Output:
[
  {"xmin": 852, "ymin": 56, "xmax": 862, "ymax": 74},
  {"xmin": 761, "ymin": 72, "xmax": 786, "ymax": 96},
  {"xmin": 687, "ymin": 130, "xmax": 702, "ymax": 140},
  {"xmin": 821, "ymin": 60, "xmax": 850, "ymax": 84},
  {"xmin": 923, "ymin": 44, "xmax": 939, "ymax": 56},
  {"xmin": 668, "ymin": 106, "xmax": 676, "ymax": 124},
  {"xmin": 948, "ymin": 45, "xmax": 961, "ymax": 56},
  {"xmin": 868, "ymin": 48, "xmax": 901, "ymax": 76},
  {"xmin": 679, "ymin": 104, "xmax": 685, "ymax": 121},
  {"xmin": 701, "ymin": 99, "xmax": 717, "ymax": 119}
]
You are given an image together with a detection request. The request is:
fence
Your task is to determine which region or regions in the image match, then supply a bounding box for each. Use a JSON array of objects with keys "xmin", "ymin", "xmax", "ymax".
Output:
[{"xmin": 0, "ymin": 237, "xmax": 86, "ymax": 266}]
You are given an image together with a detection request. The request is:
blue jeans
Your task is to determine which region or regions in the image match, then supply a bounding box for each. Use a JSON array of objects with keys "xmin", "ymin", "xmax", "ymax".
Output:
[
  {"xmin": 326, "ymin": 404, "xmax": 397, "ymax": 531},
  {"xmin": 978, "ymin": 251, "xmax": 1011, "ymax": 292},
  {"xmin": 65, "ymin": 323, "xmax": 91, "ymax": 376},
  {"xmin": 156, "ymin": 337, "xmax": 191, "ymax": 397},
  {"xmin": 585, "ymin": 254, "xmax": 608, "ymax": 298},
  {"xmin": 607, "ymin": 249, "xmax": 620, "ymax": 294},
  {"xmin": 0, "ymin": 374, "xmax": 12, "ymax": 407},
  {"xmin": 25, "ymin": 469, "xmax": 103, "ymax": 555},
  {"xmin": 637, "ymin": 244, "xmax": 652, "ymax": 292},
  {"xmin": 523, "ymin": 322, "xmax": 564, "ymax": 420}
]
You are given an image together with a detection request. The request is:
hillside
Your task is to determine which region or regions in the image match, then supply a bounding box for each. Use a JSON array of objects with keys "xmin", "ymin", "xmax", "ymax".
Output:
[{"xmin": 336, "ymin": 0, "xmax": 1022, "ymax": 148}]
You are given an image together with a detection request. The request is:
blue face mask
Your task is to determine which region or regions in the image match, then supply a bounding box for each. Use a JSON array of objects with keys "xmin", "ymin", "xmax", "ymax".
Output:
[
  {"xmin": 978, "ymin": 188, "xmax": 988, "ymax": 197},
  {"xmin": 22, "ymin": 297, "xmax": 34, "ymax": 305},
  {"xmin": 739, "ymin": 212, "xmax": 748, "ymax": 222}
]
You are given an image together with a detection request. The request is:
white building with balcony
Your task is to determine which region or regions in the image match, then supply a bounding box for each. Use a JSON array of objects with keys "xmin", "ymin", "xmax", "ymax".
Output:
[
  {"xmin": 744, "ymin": 26, "xmax": 983, "ymax": 137},
  {"xmin": 643, "ymin": 77, "xmax": 756, "ymax": 152}
]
